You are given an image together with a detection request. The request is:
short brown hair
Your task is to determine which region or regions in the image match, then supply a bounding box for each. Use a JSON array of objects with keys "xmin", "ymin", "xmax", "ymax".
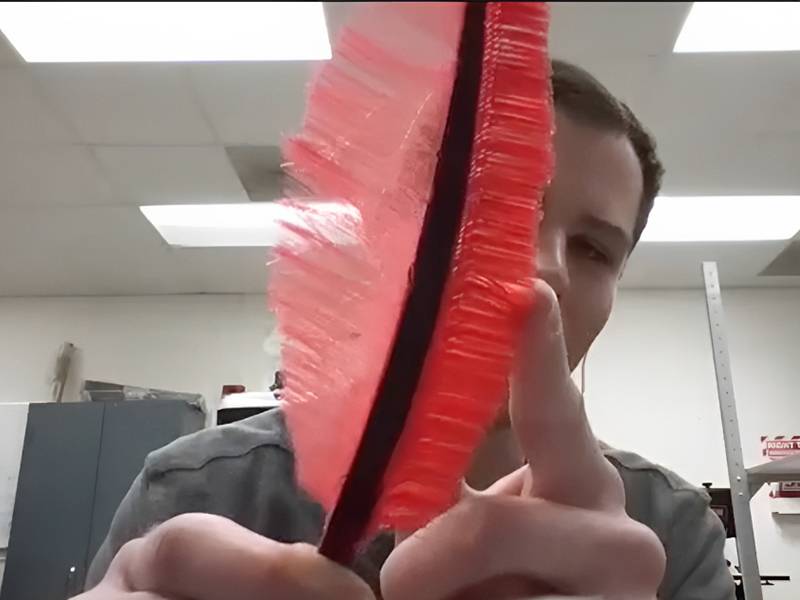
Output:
[{"xmin": 551, "ymin": 59, "xmax": 664, "ymax": 247}]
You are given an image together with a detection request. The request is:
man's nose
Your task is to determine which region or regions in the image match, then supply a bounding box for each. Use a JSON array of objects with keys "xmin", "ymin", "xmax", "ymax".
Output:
[{"xmin": 536, "ymin": 231, "xmax": 569, "ymax": 298}]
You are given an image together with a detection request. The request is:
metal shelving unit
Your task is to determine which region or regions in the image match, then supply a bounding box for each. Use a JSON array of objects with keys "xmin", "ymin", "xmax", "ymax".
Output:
[
  {"xmin": 747, "ymin": 454, "xmax": 800, "ymax": 499},
  {"xmin": 702, "ymin": 262, "xmax": 800, "ymax": 600}
]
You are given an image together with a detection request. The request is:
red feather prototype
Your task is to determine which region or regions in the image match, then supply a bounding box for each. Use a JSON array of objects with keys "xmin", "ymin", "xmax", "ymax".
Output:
[{"xmin": 270, "ymin": 1, "xmax": 554, "ymax": 565}]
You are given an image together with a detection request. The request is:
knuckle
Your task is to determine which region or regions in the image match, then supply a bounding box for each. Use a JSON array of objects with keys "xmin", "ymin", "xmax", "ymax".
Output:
[
  {"xmin": 604, "ymin": 517, "xmax": 666, "ymax": 594},
  {"xmin": 628, "ymin": 523, "xmax": 666, "ymax": 590},
  {"xmin": 111, "ymin": 537, "xmax": 141, "ymax": 569},
  {"xmin": 100, "ymin": 536, "xmax": 149, "ymax": 589},
  {"xmin": 258, "ymin": 542, "xmax": 307, "ymax": 586},
  {"xmin": 145, "ymin": 513, "xmax": 214, "ymax": 585},
  {"xmin": 256, "ymin": 542, "xmax": 368, "ymax": 597},
  {"xmin": 599, "ymin": 462, "xmax": 628, "ymax": 507},
  {"xmin": 451, "ymin": 496, "xmax": 506, "ymax": 565},
  {"xmin": 260, "ymin": 541, "xmax": 333, "ymax": 592}
]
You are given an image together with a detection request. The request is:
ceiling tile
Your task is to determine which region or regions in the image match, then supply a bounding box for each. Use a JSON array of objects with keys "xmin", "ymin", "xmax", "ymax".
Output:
[
  {"xmin": 0, "ymin": 205, "xmax": 268, "ymax": 296},
  {"xmin": 551, "ymin": 3, "xmax": 690, "ymax": 58},
  {"xmin": 30, "ymin": 63, "xmax": 217, "ymax": 145},
  {"xmin": 225, "ymin": 145, "xmax": 284, "ymax": 201},
  {"xmin": 0, "ymin": 67, "xmax": 76, "ymax": 144},
  {"xmin": 1, "ymin": 3, "xmax": 798, "ymax": 295},
  {"xmin": 650, "ymin": 53, "xmax": 800, "ymax": 136},
  {"xmin": 189, "ymin": 62, "xmax": 314, "ymax": 145},
  {"xmin": 761, "ymin": 237, "xmax": 800, "ymax": 277},
  {"xmin": 0, "ymin": 144, "xmax": 113, "ymax": 207},
  {"xmin": 165, "ymin": 247, "xmax": 269, "ymax": 294},
  {"xmin": 323, "ymin": 2, "xmax": 358, "ymax": 40},
  {"xmin": 621, "ymin": 241, "xmax": 798, "ymax": 289},
  {"xmin": 93, "ymin": 146, "xmax": 249, "ymax": 205},
  {"xmin": 658, "ymin": 131, "xmax": 800, "ymax": 196},
  {"xmin": 0, "ymin": 205, "xmax": 171, "ymax": 296}
]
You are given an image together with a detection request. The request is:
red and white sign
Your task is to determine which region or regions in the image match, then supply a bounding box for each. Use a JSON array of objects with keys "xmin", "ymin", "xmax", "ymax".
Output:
[{"xmin": 761, "ymin": 435, "xmax": 800, "ymax": 498}]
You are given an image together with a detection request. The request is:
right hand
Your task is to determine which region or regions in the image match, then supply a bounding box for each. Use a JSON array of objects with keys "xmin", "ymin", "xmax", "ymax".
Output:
[{"xmin": 75, "ymin": 513, "xmax": 375, "ymax": 600}]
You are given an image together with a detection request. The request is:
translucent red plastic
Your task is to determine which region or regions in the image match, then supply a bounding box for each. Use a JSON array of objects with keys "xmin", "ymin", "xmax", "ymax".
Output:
[{"xmin": 270, "ymin": 1, "xmax": 553, "ymax": 541}]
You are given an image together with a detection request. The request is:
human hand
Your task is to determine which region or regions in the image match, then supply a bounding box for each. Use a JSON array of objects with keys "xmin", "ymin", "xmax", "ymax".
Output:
[
  {"xmin": 75, "ymin": 513, "xmax": 374, "ymax": 600},
  {"xmin": 381, "ymin": 280, "xmax": 665, "ymax": 600}
]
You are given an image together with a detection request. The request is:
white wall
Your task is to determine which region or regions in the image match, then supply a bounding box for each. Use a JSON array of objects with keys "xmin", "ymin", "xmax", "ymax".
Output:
[
  {"xmin": 0, "ymin": 295, "xmax": 280, "ymax": 413},
  {"xmin": 585, "ymin": 287, "xmax": 800, "ymax": 600},
  {"xmin": 0, "ymin": 403, "xmax": 29, "ymax": 588},
  {"xmin": 1, "ymin": 289, "xmax": 798, "ymax": 596},
  {"xmin": 0, "ymin": 294, "xmax": 280, "ymax": 587}
]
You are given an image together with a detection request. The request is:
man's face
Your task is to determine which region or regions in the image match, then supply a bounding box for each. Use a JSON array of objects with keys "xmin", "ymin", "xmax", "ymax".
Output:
[
  {"xmin": 469, "ymin": 110, "xmax": 645, "ymax": 483},
  {"xmin": 539, "ymin": 110, "xmax": 644, "ymax": 370}
]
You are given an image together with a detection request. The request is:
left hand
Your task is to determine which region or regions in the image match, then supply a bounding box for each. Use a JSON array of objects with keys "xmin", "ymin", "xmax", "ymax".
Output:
[{"xmin": 380, "ymin": 281, "xmax": 666, "ymax": 600}]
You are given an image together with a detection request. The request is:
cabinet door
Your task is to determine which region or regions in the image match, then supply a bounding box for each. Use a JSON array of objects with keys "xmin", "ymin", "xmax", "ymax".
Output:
[
  {"xmin": 1, "ymin": 403, "xmax": 104, "ymax": 600},
  {"xmin": 87, "ymin": 401, "xmax": 204, "ymax": 567}
]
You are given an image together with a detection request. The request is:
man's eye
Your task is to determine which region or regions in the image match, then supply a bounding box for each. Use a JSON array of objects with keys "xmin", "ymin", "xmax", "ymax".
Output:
[{"xmin": 570, "ymin": 237, "xmax": 611, "ymax": 265}]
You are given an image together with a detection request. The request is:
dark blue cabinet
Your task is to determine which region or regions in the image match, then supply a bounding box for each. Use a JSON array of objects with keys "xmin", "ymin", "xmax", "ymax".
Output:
[{"xmin": 1, "ymin": 401, "xmax": 203, "ymax": 600}]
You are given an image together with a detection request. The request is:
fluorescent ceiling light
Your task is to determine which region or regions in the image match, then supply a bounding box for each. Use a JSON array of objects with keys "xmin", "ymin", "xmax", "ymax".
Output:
[
  {"xmin": 0, "ymin": 2, "xmax": 331, "ymax": 62},
  {"xmin": 140, "ymin": 203, "xmax": 360, "ymax": 248},
  {"xmin": 674, "ymin": 2, "xmax": 800, "ymax": 53},
  {"xmin": 641, "ymin": 196, "xmax": 800, "ymax": 242},
  {"xmin": 144, "ymin": 197, "xmax": 800, "ymax": 247}
]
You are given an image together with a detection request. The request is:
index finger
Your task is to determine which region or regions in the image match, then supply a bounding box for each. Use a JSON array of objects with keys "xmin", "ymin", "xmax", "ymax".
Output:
[{"xmin": 510, "ymin": 280, "xmax": 623, "ymax": 510}]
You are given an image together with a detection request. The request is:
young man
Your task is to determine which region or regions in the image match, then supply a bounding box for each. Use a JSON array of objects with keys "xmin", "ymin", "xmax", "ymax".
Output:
[{"xmin": 79, "ymin": 61, "xmax": 735, "ymax": 600}]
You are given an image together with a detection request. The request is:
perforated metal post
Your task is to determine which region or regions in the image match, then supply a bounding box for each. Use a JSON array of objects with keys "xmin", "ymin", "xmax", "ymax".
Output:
[{"xmin": 702, "ymin": 261, "xmax": 761, "ymax": 600}]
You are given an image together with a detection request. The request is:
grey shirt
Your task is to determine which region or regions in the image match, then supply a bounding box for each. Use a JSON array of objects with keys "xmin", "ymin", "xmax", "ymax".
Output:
[{"xmin": 86, "ymin": 409, "xmax": 735, "ymax": 599}]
